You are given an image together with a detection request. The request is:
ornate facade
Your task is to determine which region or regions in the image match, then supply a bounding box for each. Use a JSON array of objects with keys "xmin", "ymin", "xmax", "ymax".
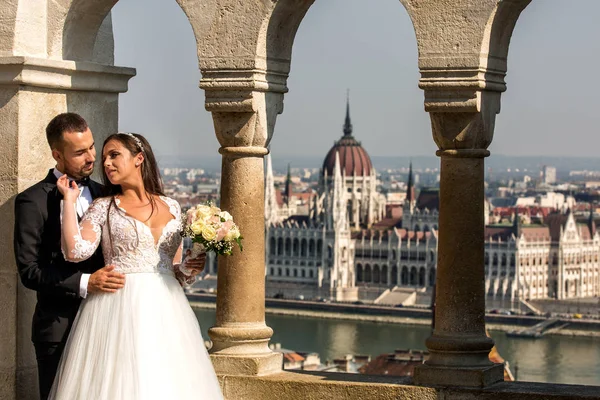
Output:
[{"xmin": 264, "ymin": 100, "xmax": 436, "ymax": 301}]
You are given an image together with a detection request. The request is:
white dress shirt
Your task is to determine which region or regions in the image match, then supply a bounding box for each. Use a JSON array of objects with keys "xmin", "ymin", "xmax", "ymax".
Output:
[{"xmin": 53, "ymin": 168, "xmax": 93, "ymax": 298}]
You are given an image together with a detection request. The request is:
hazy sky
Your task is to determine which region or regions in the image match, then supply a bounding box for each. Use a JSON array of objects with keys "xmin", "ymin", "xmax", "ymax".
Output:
[{"xmin": 112, "ymin": 0, "xmax": 600, "ymax": 160}]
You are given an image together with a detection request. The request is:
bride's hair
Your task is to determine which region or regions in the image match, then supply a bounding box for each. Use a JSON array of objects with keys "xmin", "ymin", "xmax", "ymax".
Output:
[
  {"xmin": 101, "ymin": 133, "xmax": 165, "ymax": 197},
  {"xmin": 101, "ymin": 133, "xmax": 166, "ymax": 250}
]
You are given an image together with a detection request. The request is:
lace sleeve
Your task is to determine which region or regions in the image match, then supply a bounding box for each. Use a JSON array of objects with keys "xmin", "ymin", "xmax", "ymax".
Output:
[{"xmin": 61, "ymin": 197, "xmax": 109, "ymax": 263}]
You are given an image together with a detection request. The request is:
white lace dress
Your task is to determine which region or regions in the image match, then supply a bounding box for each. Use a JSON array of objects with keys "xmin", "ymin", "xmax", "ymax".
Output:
[{"xmin": 49, "ymin": 196, "xmax": 223, "ymax": 400}]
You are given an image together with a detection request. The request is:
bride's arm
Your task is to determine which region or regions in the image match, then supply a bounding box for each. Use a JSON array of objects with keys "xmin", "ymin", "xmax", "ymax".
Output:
[{"xmin": 58, "ymin": 176, "xmax": 106, "ymax": 263}]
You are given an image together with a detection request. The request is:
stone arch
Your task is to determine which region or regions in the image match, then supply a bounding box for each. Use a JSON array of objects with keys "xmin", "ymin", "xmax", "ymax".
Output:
[
  {"xmin": 428, "ymin": 267, "xmax": 436, "ymax": 287},
  {"xmin": 391, "ymin": 265, "xmax": 398, "ymax": 285},
  {"xmin": 410, "ymin": 267, "xmax": 418, "ymax": 286},
  {"xmin": 401, "ymin": 266, "xmax": 409, "ymax": 285},
  {"xmin": 365, "ymin": 264, "xmax": 372, "ymax": 283},
  {"xmin": 285, "ymin": 238, "xmax": 291, "ymax": 256},
  {"xmin": 419, "ymin": 267, "xmax": 426, "ymax": 287},
  {"xmin": 373, "ymin": 265, "xmax": 380, "ymax": 284}
]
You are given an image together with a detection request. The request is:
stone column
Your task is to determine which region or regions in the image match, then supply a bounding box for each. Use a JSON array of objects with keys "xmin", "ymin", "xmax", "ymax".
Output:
[
  {"xmin": 203, "ymin": 76, "xmax": 283, "ymax": 376},
  {"xmin": 0, "ymin": 57, "xmax": 134, "ymax": 400},
  {"xmin": 414, "ymin": 91, "xmax": 504, "ymax": 388}
]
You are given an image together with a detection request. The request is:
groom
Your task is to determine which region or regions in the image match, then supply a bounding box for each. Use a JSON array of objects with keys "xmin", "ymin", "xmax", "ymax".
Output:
[{"xmin": 14, "ymin": 113, "xmax": 126, "ymax": 400}]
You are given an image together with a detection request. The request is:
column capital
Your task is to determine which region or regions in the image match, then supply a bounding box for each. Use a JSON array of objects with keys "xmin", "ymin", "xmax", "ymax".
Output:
[
  {"xmin": 425, "ymin": 88, "xmax": 501, "ymax": 155},
  {"xmin": 203, "ymin": 69, "xmax": 286, "ymax": 151}
]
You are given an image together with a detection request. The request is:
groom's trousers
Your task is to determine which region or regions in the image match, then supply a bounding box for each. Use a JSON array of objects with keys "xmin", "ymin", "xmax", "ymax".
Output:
[{"xmin": 34, "ymin": 341, "xmax": 66, "ymax": 400}]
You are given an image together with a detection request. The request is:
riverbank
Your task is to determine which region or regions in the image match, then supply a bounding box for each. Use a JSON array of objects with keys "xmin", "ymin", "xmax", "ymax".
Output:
[{"xmin": 187, "ymin": 294, "xmax": 600, "ymax": 338}]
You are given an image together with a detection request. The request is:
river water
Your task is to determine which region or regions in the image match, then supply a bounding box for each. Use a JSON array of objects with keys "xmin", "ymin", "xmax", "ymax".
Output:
[{"xmin": 194, "ymin": 308, "xmax": 600, "ymax": 386}]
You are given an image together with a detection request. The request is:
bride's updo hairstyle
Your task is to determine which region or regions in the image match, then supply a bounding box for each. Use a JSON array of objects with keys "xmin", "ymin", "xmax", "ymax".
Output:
[{"xmin": 101, "ymin": 132, "xmax": 165, "ymax": 197}]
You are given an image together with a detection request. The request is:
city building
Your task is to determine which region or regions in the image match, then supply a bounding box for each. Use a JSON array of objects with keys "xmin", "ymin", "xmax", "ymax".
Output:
[{"xmin": 264, "ymin": 99, "xmax": 436, "ymax": 301}]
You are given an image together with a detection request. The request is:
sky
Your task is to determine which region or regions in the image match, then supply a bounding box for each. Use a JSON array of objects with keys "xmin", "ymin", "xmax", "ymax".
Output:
[{"xmin": 112, "ymin": 0, "xmax": 600, "ymax": 161}]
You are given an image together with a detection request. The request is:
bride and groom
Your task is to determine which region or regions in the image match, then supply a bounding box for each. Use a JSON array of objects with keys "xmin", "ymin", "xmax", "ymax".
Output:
[{"xmin": 14, "ymin": 113, "xmax": 223, "ymax": 399}]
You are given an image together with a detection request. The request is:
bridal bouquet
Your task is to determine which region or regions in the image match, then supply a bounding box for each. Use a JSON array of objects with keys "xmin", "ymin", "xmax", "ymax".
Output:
[{"xmin": 181, "ymin": 202, "xmax": 243, "ymax": 256}]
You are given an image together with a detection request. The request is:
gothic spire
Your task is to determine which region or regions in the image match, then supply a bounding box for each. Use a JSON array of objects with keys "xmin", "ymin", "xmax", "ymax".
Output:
[
  {"xmin": 343, "ymin": 90, "xmax": 353, "ymax": 137},
  {"xmin": 285, "ymin": 163, "xmax": 292, "ymax": 207},
  {"xmin": 513, "ymin": 207, "xmax": 522, "ymax": 238},
  {"xmin": 589, "ymin": 203, "xmax": 596, "ymax": 237},
  {"xmin": 406, "ymin": 161, "xmax": 415, "ymax": 203}
]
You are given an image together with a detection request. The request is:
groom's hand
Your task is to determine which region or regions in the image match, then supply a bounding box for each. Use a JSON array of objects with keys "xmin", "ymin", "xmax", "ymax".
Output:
[{"xmin": 88, "ymin": 265, "xmax": 126, "ymax": 294}]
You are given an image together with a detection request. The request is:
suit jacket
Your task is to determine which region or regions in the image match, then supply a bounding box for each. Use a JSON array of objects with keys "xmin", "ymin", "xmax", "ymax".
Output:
[{"xmin": 14, "ymin": 169, "xmax": 105, "ymax": 343}]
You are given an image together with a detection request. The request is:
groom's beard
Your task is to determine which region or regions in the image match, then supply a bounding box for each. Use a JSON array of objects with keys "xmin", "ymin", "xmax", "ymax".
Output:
[{"xmin": 66, "ymin": 162, "xmax": 95, "ymax": 180}]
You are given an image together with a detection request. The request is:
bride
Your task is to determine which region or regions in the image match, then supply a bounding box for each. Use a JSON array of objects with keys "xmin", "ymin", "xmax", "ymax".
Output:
[{"xmin": 51, "ymin": 132, "xmax": 223, "ymax": 399}]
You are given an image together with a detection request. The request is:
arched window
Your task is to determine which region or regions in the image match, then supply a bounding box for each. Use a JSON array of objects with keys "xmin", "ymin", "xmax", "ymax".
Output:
[
  {"xmin": 356, "ymin": 264, "xmax": 363, "ymax": 282},
  {"xmin": 285, "ymin": 238, "xmax": 291, "ymax": 256},
  {"xmin": 277, "ymin": 238, "xmax": 284, "ymax": 256},
  {"xmin": 317, "ymin": 239, "xmax": 323, "ymax": 257},
  {"xmin": 428, "ymin": 268, "xmax": 436, "ymax": 287},
  {"xmin": 419, "ymin": 267, "xmax": 426, "ymax": 287},
  {"xmin": 381, "ymin": 265, "xmax": 388, "ymax": 285},
  {"xmin": 309, "ymin": 270, "xmax": 314, "ymax": 278},
  {"xmin": 401, "ymin": 266, "xmax": 409, "ymax": 285},
  {"xmin": 373, "ymin": 265, "xmax": 380, "ymax": 284},
  {"xmin": 309, "ymin": 239, "xmax": 315, "ymax": 257},
  {"xmin": 293, "ymin": 269, "xmax": 298, "ymax": 277},
  {"xmin": 501, "ymin": 254, "xmax": 507, "ymax": 267},
  {"xmin": 269, "ymin": 268, "xmax": 274, "ymax": 275},
  {"xmin": 492, "ymin": 254, "xmax": 498, "ymax": 266},
  {"xmin": 277, "ymin": 268, "xmax": 282, "ymax": 276},
  {"xmin": 365, "ymin": 265, "xmax": 372, "ymax": 282},
  {"xmin": 485, "ymin": 252, "xmax": 489, "ymax": 265},
  {"xmin": 301, "ymin": 239, "xmax": 307, "ymax": 257},
  {"xmin": 391, "ymin": 265, "xmax": 398, "ymax": 285},
  {"xmin": 414, "ymin": 224, "xmax": 420, "ymax": 232},
  {"xmin": 285, "ymin": 268, "xmax": 290, "ymax": 277},
  {"xmin": 510, "ymin": 254, "xmax": 516, "ymax": 267},
  {"xmin": 270, "ymin": 237, "xmax": 276, "ymax": 256},
  {"xmin": 293, "ymin": 239, "xmax": 299, "ymax": 256},
  {"xmin": 423, "ymin": 225, "xmax": 429, "ymax": 232},
  {"xmin": 301, "ymin": 270, "xmax": 306, "ymax": 278},
  {"xmin": 410, "ymin": 267, "xmax": 418, "ymax": 286}
]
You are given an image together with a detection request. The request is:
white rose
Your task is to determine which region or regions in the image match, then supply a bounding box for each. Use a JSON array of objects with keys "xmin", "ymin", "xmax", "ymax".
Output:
[
  {"xmin": 219, "ymin": 211, "xmax": 233, "ymax": 221},
  {"xmin": 190, "ymin": 221, "xmax": 204, "ymax": 235},
  {"xmin": 224, "ymin": 226, "xmax": 241, "ymax": 241},
  {"xmin": 201, "ymin": 225, "xmax": 217, "ymax": 241}
]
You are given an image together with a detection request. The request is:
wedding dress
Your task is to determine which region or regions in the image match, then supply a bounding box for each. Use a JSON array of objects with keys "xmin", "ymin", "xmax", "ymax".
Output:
[{"xmin": 49, "ymin": 196, "xmax": 223, "ymax": 400}]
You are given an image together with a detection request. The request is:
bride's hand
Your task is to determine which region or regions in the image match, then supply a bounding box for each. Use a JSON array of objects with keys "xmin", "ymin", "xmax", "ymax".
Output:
[
  {"xmin": 57, "ymin": 175, "xmax": 80, "ymax": 203},
  {"xmin": 180, "ymin": 250, "xmax": 206, "ymax": 277}
]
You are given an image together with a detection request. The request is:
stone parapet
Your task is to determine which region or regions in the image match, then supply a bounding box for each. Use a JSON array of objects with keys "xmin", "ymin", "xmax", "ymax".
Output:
[{"xmin": 217, "ymin": 372, "xmax": 600, "ymax": 400}]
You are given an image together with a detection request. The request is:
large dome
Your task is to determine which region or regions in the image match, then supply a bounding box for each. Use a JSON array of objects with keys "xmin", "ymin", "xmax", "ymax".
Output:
[{"xmin": 322, "ymin": 99, "xmax": 373, "ymax": 177}]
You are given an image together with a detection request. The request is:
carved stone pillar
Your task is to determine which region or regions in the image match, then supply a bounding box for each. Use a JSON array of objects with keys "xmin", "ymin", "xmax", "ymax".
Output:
[
  {"xmin": 0, "ymin": 57, "xmax": 134, "ymax": 400},
  {"xmin": 203, "ymin": 72, "xmax": 284, "ymax": 376},
  {"xmin": 414, "ymin": 88, "xmax": 504, "ymax": 387}
]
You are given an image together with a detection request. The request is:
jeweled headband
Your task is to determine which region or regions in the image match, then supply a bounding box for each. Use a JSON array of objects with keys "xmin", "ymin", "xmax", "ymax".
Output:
[{"xmin": 118, "ymin": 132, "xmax": 144, "ymax": 153}]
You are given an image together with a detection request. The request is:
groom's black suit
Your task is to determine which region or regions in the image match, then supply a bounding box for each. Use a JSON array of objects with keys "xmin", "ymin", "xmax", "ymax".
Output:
[{"xmin": 14, "ymin": 169, "xmax": 104, "ymax": 399}]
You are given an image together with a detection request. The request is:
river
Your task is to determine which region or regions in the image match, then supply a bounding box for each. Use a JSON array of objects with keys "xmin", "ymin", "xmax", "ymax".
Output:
[{"xmin": 193, "ymin": 308, "xmax": 600, "ymax": 386}]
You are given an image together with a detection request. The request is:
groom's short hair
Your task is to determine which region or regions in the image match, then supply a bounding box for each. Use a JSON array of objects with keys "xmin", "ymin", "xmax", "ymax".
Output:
[{"xmin": 46, "ymin": 113, "xmax": 89, "ymax": 150}]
